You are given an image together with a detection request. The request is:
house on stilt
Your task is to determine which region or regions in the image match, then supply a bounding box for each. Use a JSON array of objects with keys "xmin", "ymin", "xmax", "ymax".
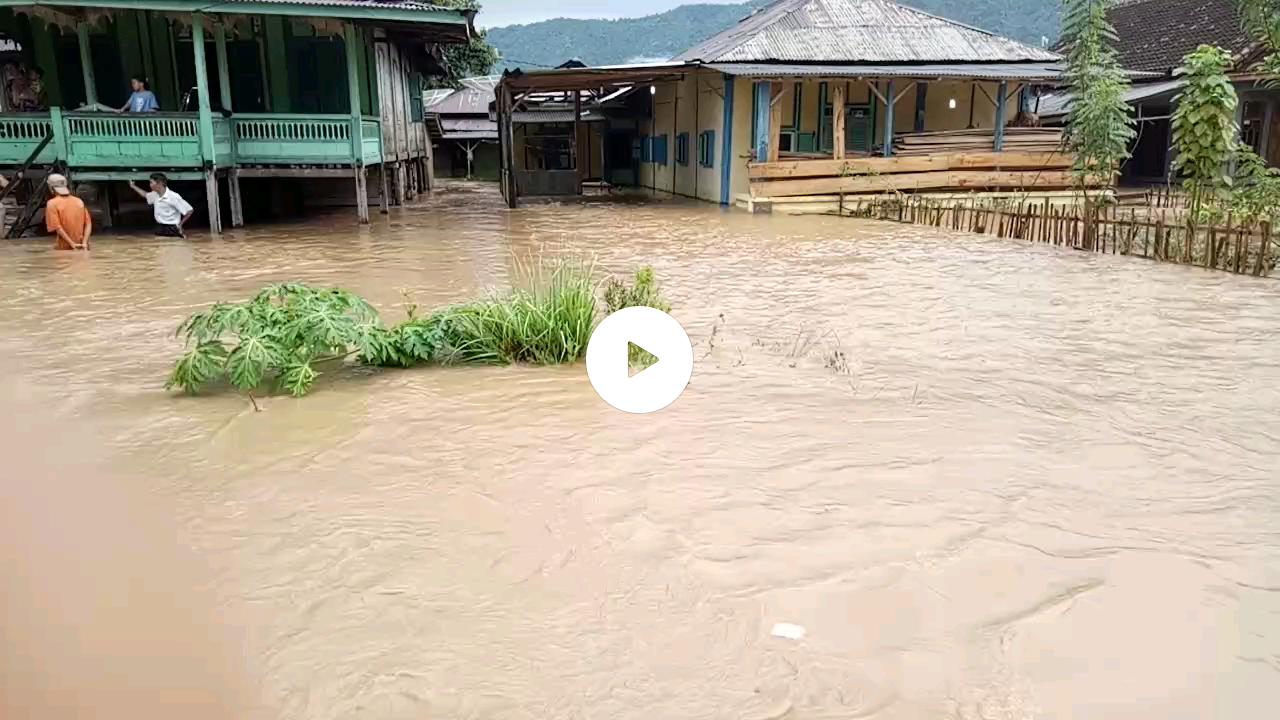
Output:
[
  {"xmin": 495, "ymin": 0, "xmax": 1097, "ymax": 212},
  {"xmin": 0, "ymin": 0, "xmax": 473, "ymax": 234}
]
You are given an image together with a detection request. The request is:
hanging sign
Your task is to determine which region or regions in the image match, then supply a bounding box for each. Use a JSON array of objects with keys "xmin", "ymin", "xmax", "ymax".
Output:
[{"xmin": 0, "ymin": 37, "xmax": 23, "ymax": 53}]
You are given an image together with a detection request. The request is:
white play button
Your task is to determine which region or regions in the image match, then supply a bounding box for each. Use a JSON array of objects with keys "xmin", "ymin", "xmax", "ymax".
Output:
[{"xmin": 586, "ymin": 306, "xmax": 693, "ymax": 413}]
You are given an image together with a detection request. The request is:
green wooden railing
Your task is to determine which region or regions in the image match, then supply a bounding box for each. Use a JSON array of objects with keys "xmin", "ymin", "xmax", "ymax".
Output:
[
  {"xmin": 0, "ymin": 114, "xmax": 57, "ymax": 165},
  {"xmin": 0, "ymin": 112, "xmax": 384, "ymax": 169}
]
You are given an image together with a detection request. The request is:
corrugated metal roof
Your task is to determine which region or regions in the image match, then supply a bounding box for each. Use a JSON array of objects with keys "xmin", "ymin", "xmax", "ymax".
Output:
[
  {"xmin": 442, "ymin": 117, "xmax": 495, "ymax": 132},
  {"xmin": 440, "ymin": 131, "xmax": 498, "ymax": 140},
  {"xmin": 708, "ymin": 62, "xmax": 1067, "ymax": 79},
  {"xmin": 1037, "ymin": 78, "xmax": 1186, "ymax": 118},
  {"xmin": 510, "ymin": 110, "xmax": 605, "ymax": 123},
  {"xmin": 426, "ymin": 86, "xmax": 493, "ymax": 114},
  {"xmin": 675, "ymin": 0, "xmax": 1060, "ymax": 64},
  {"xmin": 223, "ymin": 0, "xmax": 456, "ymax": 12}
]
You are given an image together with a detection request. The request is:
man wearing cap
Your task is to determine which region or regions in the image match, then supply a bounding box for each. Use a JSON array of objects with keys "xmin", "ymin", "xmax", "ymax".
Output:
[{"xmin": 44, "ymin": 173, "xmax": 91, "ymax": 251}]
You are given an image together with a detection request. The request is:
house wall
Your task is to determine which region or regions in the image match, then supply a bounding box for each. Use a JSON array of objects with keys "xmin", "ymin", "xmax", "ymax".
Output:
[{"xmin": 635, "ymin": 69, "xmax": 735, "ymax": 204}]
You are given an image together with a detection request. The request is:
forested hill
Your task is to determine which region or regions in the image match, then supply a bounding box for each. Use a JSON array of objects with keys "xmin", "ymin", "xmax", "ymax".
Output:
[{"xmin": 486, "ymin": 0, "xmax": 1061, "ymax": 72}]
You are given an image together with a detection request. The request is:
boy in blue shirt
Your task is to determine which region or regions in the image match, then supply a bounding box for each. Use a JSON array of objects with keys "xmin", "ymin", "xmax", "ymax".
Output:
[{"xmin": 118, "ymin": 76, "xmax": 158, "ymax": 113}]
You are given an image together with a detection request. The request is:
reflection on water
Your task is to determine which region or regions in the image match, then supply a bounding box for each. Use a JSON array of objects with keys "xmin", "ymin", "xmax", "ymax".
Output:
[{"xmin": 2, "ymin": 182, "xmax": 1279, "ymax": 719}]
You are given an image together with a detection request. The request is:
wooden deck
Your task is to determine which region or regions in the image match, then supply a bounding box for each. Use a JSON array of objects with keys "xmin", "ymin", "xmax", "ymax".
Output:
[{"xmin": 746, "ymin": 150, "xmax": 1101, "ymax": 206}]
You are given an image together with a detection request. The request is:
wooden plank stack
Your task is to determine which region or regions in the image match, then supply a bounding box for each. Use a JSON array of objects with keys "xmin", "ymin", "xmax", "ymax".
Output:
[{"xmin": 892, "ymin": 128, "xmax": 1064, "ymax": 156}]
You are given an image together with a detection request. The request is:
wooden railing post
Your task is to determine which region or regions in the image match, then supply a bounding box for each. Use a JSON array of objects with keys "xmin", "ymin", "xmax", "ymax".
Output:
[
  {"xmin": 832, "ymin": 83, "xmax": 846, "ymax": 161},
  {"xmin": 49, "ymin": 107, "xmax": 66, "ymax": 161}
]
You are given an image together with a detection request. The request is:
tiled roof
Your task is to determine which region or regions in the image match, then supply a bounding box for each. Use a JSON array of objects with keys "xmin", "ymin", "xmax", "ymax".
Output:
[
  {"xmin": 674, "ymin": 0, "xmax": 1059, "ymax": 64},
  {"xmin": 1107, "ymin": 0, "xmax": 1254, "ymax": 74}
]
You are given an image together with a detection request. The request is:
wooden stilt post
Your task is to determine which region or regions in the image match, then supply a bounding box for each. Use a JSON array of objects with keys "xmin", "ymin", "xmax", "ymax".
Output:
[
  {"xmin": 228, "ymin": 168, "xmax": 244, "ymax": 227},
  {"xmin": 192, "ymin": 15, "xmax": 221, "ymax": 233},
  {"xmin": 832, "ymin": 83, "xmax": 846, "ymax": 161},
  {"xmin": 499, "ymin": 82, "xmax": 517, "ymax": 208},
  {"xmin": 344, "ymin": 22, "xmax": 369, "ymax": 223},
  {"xmin": 76, "ymin": 22, "xmax": 97, "ymax": 107},
  {"xmin": 379, "ymin": 164, "xmax": 390, "ymax": 214}
]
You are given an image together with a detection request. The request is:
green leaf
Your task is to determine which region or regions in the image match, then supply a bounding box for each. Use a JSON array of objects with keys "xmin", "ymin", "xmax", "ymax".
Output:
[
  {"xmin": 225, "ymin": 334, "xmax": 284, "ymax": 390},
  {"xmin": 280, "ymin": 361, "xmax": 318, "ymax": 397}
]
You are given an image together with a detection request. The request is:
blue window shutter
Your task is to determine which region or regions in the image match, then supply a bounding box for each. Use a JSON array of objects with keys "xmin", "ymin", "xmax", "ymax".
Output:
[
  {"xmin": 698, "ymin": 130, "xmax": 716, "ymax": 168},
  {"xmin": 640, "ymin": 135, "xmax": 651, "ymax": 163},
  {"xmin": 676, "ymin": 132, "xmax": 690, "ymax": 165}
]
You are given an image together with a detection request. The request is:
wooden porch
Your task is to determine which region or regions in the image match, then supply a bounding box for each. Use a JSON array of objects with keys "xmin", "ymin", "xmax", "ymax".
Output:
[
  {"xmin": 0, "ymin": 1, "xmax": 469, "ymax": 232},
  {"xmin": 739, "ymin": 74, "xmax": 1100, "ymax": 210}
]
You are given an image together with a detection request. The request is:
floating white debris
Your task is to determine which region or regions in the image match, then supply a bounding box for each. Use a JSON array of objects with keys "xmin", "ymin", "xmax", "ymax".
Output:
[{"xmin": 771, "ymin": 622, "xmax": 805, "ymax": 640}]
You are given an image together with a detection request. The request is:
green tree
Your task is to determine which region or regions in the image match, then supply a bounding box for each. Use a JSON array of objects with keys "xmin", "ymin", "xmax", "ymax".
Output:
[
  {"xmin": 1060, "ymin": 0, "xmax": 1136, "ymax": 191},
  {"xmin": 434, "ymin": 0, "xmax": 499, "ymax": 87},
  {"xmin": 1171, "ymin": 45, "xmax": 1240, "ymax": 218},
  {"xmin": 1240, "ymin": 0, "xmax": 1280, "ymax": 79}
]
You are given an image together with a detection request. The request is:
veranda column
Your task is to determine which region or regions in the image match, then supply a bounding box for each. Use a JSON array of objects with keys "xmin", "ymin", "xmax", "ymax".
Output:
[
  {"xmin": 192, "ymin": 15, "xmax": 222, "ymax": 233},
  {"xmin": 993, "ymin": 80, "xmax": 1008, "ymax": 152},
  {"xmin": 76, "ymin": 22, "xmax": 98, "ymax": 107},
  {"xmin": 344, "ymin": 22, "xmax": 369, "ymax": 223},
  {"xmin": 832, "ymin": 83, "xmax": 846, "ymax": 160},
  {"xmin": 215, "ymin": 20, "xmax": 244, "ymax": 227},
  {"xmin": 882, "ymin": 79, "xmax": 895, "ymax": 158}
]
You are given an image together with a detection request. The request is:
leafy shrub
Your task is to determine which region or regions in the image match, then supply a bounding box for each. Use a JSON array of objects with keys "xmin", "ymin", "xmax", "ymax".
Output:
[{"xmin": 167, "ymin": 283, "xmax": 389, "ymax": 397}]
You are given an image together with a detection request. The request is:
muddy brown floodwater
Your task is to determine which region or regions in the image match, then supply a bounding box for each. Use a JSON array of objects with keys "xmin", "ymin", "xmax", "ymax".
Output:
[{"xmin": 2, "ymin": 182, "xmax": 1279, "ymax": 720}]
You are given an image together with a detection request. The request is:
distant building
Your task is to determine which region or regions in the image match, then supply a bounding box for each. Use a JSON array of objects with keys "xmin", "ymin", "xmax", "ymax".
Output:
[
  {"xmin": 495, "ymin": 0, "xmax": 1075, "ymax": 209},
  {"xmin": 426, "ymin": 76, "xmax": 500, "ymax": 180},
  {"xmin": 1040, "ymin": 0, "xmax": 1277, "ymax": 184}
]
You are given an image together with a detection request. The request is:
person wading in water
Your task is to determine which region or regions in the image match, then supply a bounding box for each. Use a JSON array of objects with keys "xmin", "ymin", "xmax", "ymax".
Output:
[
  {"xmin": 126, "ymin": 173, "xmax": 193, "ymax": 238},
  {"xmin": 44, "ymin": 174, "xmax": 92, "ymax": 251}
]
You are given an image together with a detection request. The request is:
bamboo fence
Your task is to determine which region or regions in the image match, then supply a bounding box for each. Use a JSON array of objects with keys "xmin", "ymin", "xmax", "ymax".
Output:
[{"xmin": 834, "ymin": 194, "xmax": 1274, "ymax": 277}]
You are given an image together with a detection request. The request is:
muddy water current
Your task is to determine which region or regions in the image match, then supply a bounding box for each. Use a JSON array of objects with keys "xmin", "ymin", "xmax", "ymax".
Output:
[{"xmin": 2, "ymin": 183, "xmax": 1279, "ymax": 719}]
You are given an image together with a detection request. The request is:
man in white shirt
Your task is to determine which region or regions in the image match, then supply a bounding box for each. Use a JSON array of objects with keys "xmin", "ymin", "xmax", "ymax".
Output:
[{"xmin": 126, "ymin": 173, "xmax": 194, "ymax": 238}]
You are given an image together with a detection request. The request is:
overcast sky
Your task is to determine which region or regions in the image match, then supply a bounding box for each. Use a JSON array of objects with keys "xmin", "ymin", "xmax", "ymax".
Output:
[{"xmin": 475, "ymin": 0, "xmax": 746, "ymax": 28}]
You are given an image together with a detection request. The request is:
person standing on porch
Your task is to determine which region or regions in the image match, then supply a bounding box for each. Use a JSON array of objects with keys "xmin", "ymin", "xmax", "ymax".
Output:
[
  {"xmin": 117, "ymin": 76, "xmax": 159, "ymax": 113},
  {"xmin": 44, "ymin": 174, "xmax": 91, "ymax": 251},
  {"xmin": 127, "ymin": 174, "xmax": 193, "ymax": 238}
]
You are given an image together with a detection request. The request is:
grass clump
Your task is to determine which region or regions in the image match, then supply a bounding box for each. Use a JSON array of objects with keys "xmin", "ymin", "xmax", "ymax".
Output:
[
  {"xmin": 603, "ymin": 266, "xmax": 670, "ymax": 366},
  {"xmin": 435, "ymin": 260, "xmax": 597, "ymax": 365},
  {"xmin": 167, "ymin": 261, "xmax": 671, "ymax": 398}
]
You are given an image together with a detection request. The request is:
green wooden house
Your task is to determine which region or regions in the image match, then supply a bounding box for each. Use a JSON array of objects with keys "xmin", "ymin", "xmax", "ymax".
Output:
[{"xmin": 0, "ymin": 0, "xmax": 474, "ymax": 230}]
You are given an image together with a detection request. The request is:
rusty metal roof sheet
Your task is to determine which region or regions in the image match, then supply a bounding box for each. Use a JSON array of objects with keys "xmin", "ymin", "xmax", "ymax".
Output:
[
  {"xmin": 426, "ymin": 86, "xmax": 493, "ymax": 115},
  {"xmin": 676, "ymin": 0, "xmax": 1060, "ymax": 64},
  {"xmin": 442, "ymin": 117, "xmax": 496, "ymax": 133},
  {"xmin": 708, "ymin": 61, "xmax": 1067, "ymax": 80}
]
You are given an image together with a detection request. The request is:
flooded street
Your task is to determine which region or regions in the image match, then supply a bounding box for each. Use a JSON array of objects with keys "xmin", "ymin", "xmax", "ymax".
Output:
[{"xmin": 2, "ymin": 183, "xmax": 1279, "ymax": 719}]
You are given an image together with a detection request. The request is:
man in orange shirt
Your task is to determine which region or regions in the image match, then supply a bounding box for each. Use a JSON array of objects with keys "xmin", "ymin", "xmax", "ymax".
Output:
[{"xmin": 44, "ymin": 173, "xmax": 91, "ymax": 251}]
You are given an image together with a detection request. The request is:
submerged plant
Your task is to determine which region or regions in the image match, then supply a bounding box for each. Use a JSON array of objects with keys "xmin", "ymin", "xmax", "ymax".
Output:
[
  {"xmin": 167, "ymin": 262, "xmax": 675, "ymax": 398},
  {"xmin": 434, "ymin": 260, "xmax": 598, "ymax": 365},
  {"xmin": 167, "ymin": 283, "xmax": 388, "ymax": 397}
]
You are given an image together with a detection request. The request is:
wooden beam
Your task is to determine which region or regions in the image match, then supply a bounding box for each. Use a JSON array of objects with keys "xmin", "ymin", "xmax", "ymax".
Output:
[
  {"xmin": 748, "ymin": 151, "xmax": 1073, "ymax": 179},
  {"xmin": 750, "ymin": 169, "xmax": 1084, "ymax": 198},
  {"xmin": 832, "ymin": 83, "xmax": 846, "ymax": 161},
  {"xmin": 768, "ymin": 81, "xmax": 783, "ymax": 163},
  {"xmin": 573, "ymin": 90, "xmax": 582, "ymax": 194},
  {"xmin": 76, "ymin": 21, "xmax": 97, "ymax": 106}
]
